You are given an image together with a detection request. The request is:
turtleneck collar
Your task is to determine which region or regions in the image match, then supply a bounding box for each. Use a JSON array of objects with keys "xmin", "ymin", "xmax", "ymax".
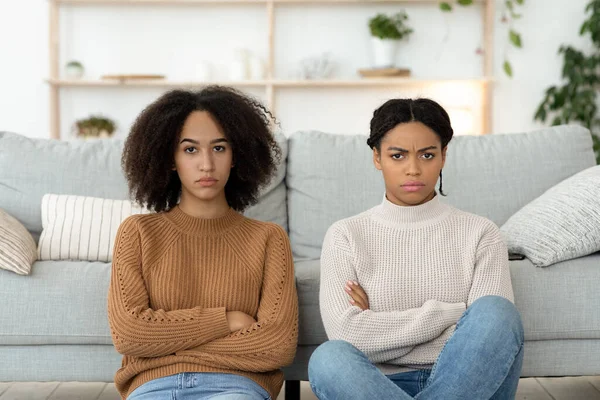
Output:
[
  {"xmin": 371, "ymin": 192, "xmax": 452, "ymax": 228},
  {"xmin": 163, "ymin": 205, "xmax": 244, "ymax": 236}
]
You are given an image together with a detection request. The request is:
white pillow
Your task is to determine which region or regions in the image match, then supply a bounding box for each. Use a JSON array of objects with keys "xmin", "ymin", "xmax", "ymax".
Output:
[
  {"xmin": 38, "ymin": 194, "xmax": 151, "ymax": 262},
  {"xmin": 0, "ymin": 208, "xmax": 37, "ymax": 275},
  {"xmin": 500, "ymin": 165, "xmax": 600, "ymax": 267}
]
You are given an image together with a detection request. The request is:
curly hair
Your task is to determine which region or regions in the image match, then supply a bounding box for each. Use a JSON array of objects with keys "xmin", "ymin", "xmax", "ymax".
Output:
[
  {"xmin": 122, "ymin": 86, "xmax": 281, "ymax": 213},
  {"xmin": 367, "ymin": 98, "xmax": 454, "ymax": 196}
]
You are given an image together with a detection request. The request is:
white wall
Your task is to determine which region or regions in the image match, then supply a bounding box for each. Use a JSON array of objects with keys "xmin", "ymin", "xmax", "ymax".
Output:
[{"xmin": 0, "ymin": 0, "xmax": 592, "ymax": 139}]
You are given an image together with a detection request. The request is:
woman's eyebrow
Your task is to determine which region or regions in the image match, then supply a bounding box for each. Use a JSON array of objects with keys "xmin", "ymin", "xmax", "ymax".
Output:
[{"xmin": 387, "ymin": 145, "xmax": 438, "ymax": 152}]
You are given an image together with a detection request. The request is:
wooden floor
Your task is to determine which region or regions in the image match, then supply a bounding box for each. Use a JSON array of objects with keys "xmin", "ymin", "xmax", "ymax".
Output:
[{"xmin": 0, "ymin": 377, "xmax": 599, "ymax": 399}]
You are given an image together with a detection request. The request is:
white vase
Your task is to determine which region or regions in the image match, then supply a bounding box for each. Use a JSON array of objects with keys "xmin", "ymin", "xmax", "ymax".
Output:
[
  {"xmin": 371, "ymin": 38, "xmax": 399, "ymax": 68},
  {"xmin": 195, "ymin": 61, "xmax": 212, "ymax": 82},
  {"xmin": 230, "ymin": 49, "xmax": 249, "ymax": 81},
  {"xmin": 248, "ymin": 54, "xmax": 265, "ymax": 80}
]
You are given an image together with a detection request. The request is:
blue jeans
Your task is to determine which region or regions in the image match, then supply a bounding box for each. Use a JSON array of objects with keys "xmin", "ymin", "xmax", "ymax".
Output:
[
  {"xmin": 309, "ymin": 296, "xmax": 524, "ymax": 400},
  {"xmin": 127, "ymin": 372, "xmax": 272, "ymax": 400}
]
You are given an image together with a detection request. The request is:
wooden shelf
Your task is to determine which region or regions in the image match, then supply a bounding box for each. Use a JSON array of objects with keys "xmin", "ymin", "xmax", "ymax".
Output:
[
  {"xmin": 48, "ymin": 78, "xmax": 492, "ymax": 88},
  {"xmin": 46, "ymin": 78, "xmax": 269, "ymax": 87},
  {"xmin": 274, "ymin": 0, "xmax": 484, "ymax": 3},
  {"xmin": 273, "ymin": 78, "xmax": 491, "ymax": 87},
  {"xmin": 55, "ymin": 0, "xmax": 484, "ymax": 4},
  {"xmin": 55, "ymin": 0, "xmax": 268, "ymax": 4}
]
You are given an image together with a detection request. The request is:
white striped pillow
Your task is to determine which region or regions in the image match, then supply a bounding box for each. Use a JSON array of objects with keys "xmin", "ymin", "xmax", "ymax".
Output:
[
  {"xmin": 38, "ymin": 194, "xmax": 151, "ymax": 262},
  {"xmin": 0, "ymin": 208, "xmax": 37, "ymax": 275}
]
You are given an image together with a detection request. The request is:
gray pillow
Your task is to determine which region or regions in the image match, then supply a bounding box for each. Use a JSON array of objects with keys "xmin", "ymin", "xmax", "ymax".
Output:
[{"xmin": 500, "ymin": 165, "xmax": 600, "ymax": 267}]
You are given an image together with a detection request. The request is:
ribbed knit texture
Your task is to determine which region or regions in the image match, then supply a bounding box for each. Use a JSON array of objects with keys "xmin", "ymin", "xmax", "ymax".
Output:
[
  {"xmin": 107, "ymin": 206, "xmax": 298, "ymax": 399},
  {"xmin": 320, "ymin": 194, "xmax": 514, "ymax": 374}
]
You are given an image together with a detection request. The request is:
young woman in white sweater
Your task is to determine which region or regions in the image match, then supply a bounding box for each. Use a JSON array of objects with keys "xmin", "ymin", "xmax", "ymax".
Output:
[{"xmin": 309, "ymin": 98, "xmax": 524, "ymax": 400}]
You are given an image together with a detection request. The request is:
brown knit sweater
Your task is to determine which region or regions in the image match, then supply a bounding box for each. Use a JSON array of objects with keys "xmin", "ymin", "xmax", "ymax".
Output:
[{"xmin": 107, "ymin": 206, "xmax": 298, "ymax": 399}]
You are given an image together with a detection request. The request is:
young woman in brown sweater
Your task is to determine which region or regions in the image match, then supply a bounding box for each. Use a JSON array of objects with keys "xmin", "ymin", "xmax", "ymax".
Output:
[{"xmin": 108, "ymin": 86, "xmax": 298, "ymax": 400}]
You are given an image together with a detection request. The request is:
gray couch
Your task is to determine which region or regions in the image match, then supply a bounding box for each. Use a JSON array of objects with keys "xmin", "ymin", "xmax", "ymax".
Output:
[{"xmin": 1, "ymin": 125, "xmax": 599, "ymax": 395}]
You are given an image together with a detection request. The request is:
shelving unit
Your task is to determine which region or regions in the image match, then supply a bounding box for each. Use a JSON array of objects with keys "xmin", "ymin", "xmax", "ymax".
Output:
[
  {"xmin": 47, "ymin": 77, "xmax": 491, "ymax": 87},
  {"xmin": 47, "ymin": 0, "xmax": 495, "ymax": 139}
]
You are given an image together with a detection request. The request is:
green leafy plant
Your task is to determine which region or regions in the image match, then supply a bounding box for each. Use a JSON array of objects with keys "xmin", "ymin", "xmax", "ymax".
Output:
[
  {"xmin": 369, "ymin": 12, "xmax": 413, "ymax": 41},
  {"xmin": 66, "ymin": 60, "xmax": 83, "ymax": 68},
  {"xmin": 74, "ymin": 115, "xmax": 117, "ymax": 138},
  {"xmin": 439, "ymin": 0, "xmax": 473, "ymax": 10},
  {"xmin": 439, "ymin": 0, "xmax": 525, "ymax": 77},
  {"xmin": 535, "ymin": 0, "xmax": 600, "ymax": 164}
]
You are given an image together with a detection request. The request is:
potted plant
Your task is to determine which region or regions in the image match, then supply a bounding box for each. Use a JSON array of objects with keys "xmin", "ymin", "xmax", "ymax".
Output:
[
  {"xmin": 368, "ymin": 11, "xmax": 413, "ymax": 68},
  {"xmin": 534, "ymin": 0, "xmax": 600, "ymax": 164},
  {"xmin": 65, "ymin": 60, "xmax": 85, "ymax": 79},
  {"xmin": 74, "ymin": 115, "xmax": 116, "ymax": 139}
]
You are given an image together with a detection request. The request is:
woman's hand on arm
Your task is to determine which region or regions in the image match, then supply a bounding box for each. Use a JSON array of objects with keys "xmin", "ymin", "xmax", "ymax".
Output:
[
  {"xmin": 345, "ymin": 281, "xmax": 370, "ymax": 310},
  {"xmin": 226, "ymin": 311, "xmax": 257, "ymax": 332}
]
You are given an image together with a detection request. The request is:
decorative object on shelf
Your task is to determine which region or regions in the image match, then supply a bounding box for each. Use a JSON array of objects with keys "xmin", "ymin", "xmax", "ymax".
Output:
[
  {"xmin": 358, "ymin": 67, "xmax": 410, "ymax": 78},
  {"xmin": 297, "ymin": 52, "xmax": 335, "ymax": 80},
  {"xmin": 74, "ymin": 115, "xmax": 117, "ymax": 139},
  {"xmin": 535, "ymin": 0, "xmax": 600, "ymax": 164},
  {"xmin": 64, "ymin": 60, "xmax": 84, "ymax": 79},
  {"xmin": 439, "ymin": 0, "xmax": 525, "ymax": 77},
  {"xmin": 248, "ymin": 53, "xmax": 266, "ymax": 80},
  {"xmin": 194, "ymin": 61, "xmax": 212, "ymax": 82},
  {"xmin": 101, "ymin": 74, "xmax": 166, "ymax": 82},
  {"xmin": 230, "ymin": 48, "xmax": 249, "ymax": 81},
  {"xmin": 368, "ymin": 11, "xmax": 413, "ymax": 69}
]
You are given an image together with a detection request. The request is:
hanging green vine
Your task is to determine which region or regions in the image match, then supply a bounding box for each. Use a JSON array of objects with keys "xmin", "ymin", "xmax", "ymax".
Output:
[
  {"xmin": 535, "ymin": 0, "xmax": 600, "ymax": 164},
  {"xmin": 439, "ymin": 0, "xmax": 525, "ymax": 77}
]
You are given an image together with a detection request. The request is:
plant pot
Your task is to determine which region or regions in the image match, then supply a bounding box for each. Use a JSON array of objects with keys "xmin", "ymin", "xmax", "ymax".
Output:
[
  {"xmin": 371, "ymin": 38, "xmax": 399, "ymax": 68},
  {"xmin": 65, "ymin": 63, "xmax": 84, "ymax": 79}
]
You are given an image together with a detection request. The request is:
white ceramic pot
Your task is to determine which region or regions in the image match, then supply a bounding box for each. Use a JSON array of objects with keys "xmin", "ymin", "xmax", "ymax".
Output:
[
  {"xmin": 65, "ymin": 63, "xmax": 84, "ymax": 79},
  {"xmin": 230, "ymin": 49, "xmax": 248, "ymax": 81},
  {"xmin": 248, "ymin": 55, "xmax": 265, "ymax": 80},
  {"xmin": 195, "ymin": 61, "xmax": 212, "ymax": 82},
  {"xmin": 371, "ymin": 38, "xmax": 399, "ymax": 68}
]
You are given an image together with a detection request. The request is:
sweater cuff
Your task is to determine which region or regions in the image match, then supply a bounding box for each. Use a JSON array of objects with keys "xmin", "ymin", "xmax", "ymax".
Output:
[
  {"xmin": 439, "ymin": 302, "xmax": 467, "ymax": 326},
  {"xmin": 194, "ymin": 307, "xmax": 231, "ymax": 342}
]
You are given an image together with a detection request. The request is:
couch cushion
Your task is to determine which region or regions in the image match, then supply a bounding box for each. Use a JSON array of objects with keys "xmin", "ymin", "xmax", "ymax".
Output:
[
  {"xmin": 511, "ymin": 253, "xmax": 600, "ymax": 341},
  {"xmin": 0, "ymin": 258, "xmax": 325, "ymax": 346},
  {"xmin": 0, "ymin": 132, "xmax": 288, "ymax": 240},
  {"xmin": 0, "ymin": 345, "xmax": 120, "ymax": 382},
  {"xmin": 293, "ymin": 255, "xmax": 600, "ymax": 347},
  {"xmin": 287, "ymin": 132, "xmax": 384, "ymax": 260},
  {"xmin": 286, "ymin": 126, "xmax": 596, "ymax": 259},
  {"xmin": 441, "ymin": 125, "xmax": 596, "ymax": 230},
  {"xmin": 244, "ymin": 132, "xmax": 288, "ymax": 232},
  {"xmin": 521, "ymin": 340, "xmax": 600, "ymax": 377},
  {"xmin": 295, "ymin": 260, "xmax": 327, "ymax": 346},
  {"xmin": 0, "ymin": 261, "xmax": 113, "ymax": 345},
  {"xmin": 0, "ymin": 132, "xmax": 129, "ymax": 241}
]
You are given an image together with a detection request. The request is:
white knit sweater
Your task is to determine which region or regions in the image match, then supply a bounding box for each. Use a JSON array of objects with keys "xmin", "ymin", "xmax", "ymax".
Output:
[{"xmin": 319, "ymin": 194, "xmax": 514, "ymax": 373}]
